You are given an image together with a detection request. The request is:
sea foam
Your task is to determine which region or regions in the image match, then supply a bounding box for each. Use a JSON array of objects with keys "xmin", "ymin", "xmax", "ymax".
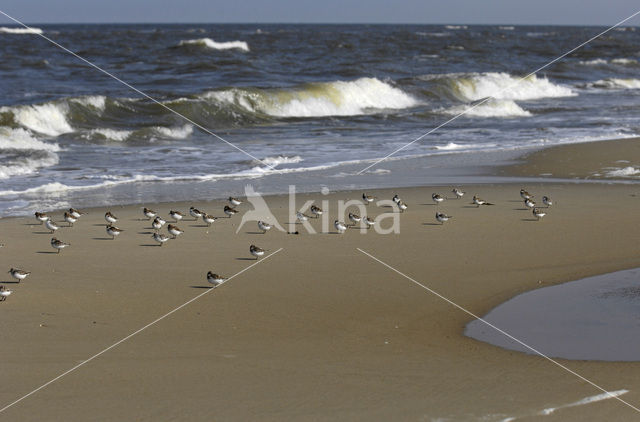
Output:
[
  {"xmin": 178, "ymin": 38, "xmax": 249, "ymax": 51},
  {"xmin": 0, "ymin": 26, "xmax": 43, "ymax": 34},
  {"xmin": 441, "ymin": 99, "xmax": 531, "ymax": 118}
]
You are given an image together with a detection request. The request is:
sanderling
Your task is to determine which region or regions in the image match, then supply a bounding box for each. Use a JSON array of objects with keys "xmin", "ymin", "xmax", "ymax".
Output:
[
  {"xmin": 0, "ymin": 286, "xmax": 11, "ymax": 301},
  {"xmin": 106, "ymin": 225, "xmax": 123, "ymax": 239},
  {"xmin": 524, "ymin": 198, "xmax": 536, "ymax": 209},
  {"xmin": 363, "ymin": 216, "xmax": 375, "ymax": 228},
  {"xmin": 435, "ymin": 212, "xmax": 452, "ymax": 224},
  {"xmin": 151, "ymin": 217, "xmax": 164, "ymax": 232},
  {"xmin": 397, "ymin": 201, "xmax": 408, "ymax": 212},
  {"xmin": 348, "ymin": 212, "xmax": 361, "ymax": 226},
  {"xmin": 8, "ymin": 268, "xmax": 30, "ymax": 282},
  {"xmin": 310, "ymin": 205, "xmax": 323, "ymax": 218},
  {"xmin": 362, "ymin": 193, "xmax": 376, "ymax": 204},
  {"xmin": 169, "ymin": 210, "xmax": 184, "ymax": 222},
  {"xmin": 105, "ymin": 211, "xmax": 118, "ymax": 224},
  {"xmin": 432, "ymin": 193, "xmax": 445, "ymax": 205},
  {"xmin": 533, "ymin": 207, "xmax": 546, "ymax": 221},
  {"xmin": 69, "ymin": 208, "xmax": 84, "ymax": 219},
  {"xmin": 249, "ymin": 244, "xmax": 266, "ymax": 259},
  {"xmin": 207, "ymin": 271, "xmax": 226, "ymax": 287},
  {"xmin": 224, "ymin": 205, "xmax": 238, "ymax": 218},
  {"xmin": 520, "ymin": 189, "xmax": 534, "ymax": 200},
  {"xmin": 334, "ymin": 220, "xmax": 347, "ymax": 233},
  {"xmin": 143, "ymin": 207, "xmax": 157, "ymax": 220},
  {"xmin": 296, "ymin": 211, "xmax": 311, "ymax": 222},
  {"xmin": 51, "ymin": 237, "xmax": 70, "ymax": 253},
  {"xmin": 152, "ymin": 232, "xmax": 170, "ymax": 246},
  {"xmin": 189, "ymin": 207, "xmax": 204, "ymax": 220},
  {"xmin": 392, "ymin": 194, "xmax": 401, "ymax": 204},
  {"xmin": 167, "ymin": 224, "xmax": 183, "ymax": 239},
  {"xmin": 452, "ymin": 188, "xmax": 465, "ymax": 199},
  {"xmin": 229, "ymin": 197, "xmax": 242, "ymax": 206},
  {"xmin": 258, "ymin": 220, "xmax": 272, "ymax": 233},
  {"xmin": 45, "ymin": 219, "xmax": 59, "ymax": 234},
  {"xmin": 542, "ymin": 196, "xmax": 553, "ymax": 207},
  {"xmin": 203, "ymin": 214, "xmax": 217, "ymax": 227},
  {"xmin": 472, "ymin": 195, "xmax": 493, "ymax": 207},
  {"xmin": 34, "ymin": 212, "xmax": 49, "ymax": 224},
  {"xmin": 64, "ymin": 212, "xmax": 77, "ymax": 227}
]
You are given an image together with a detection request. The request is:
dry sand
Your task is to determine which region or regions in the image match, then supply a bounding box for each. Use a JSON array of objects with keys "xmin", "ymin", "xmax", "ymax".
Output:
[{"xmin": 1, "ymin": 143, "xmax": 640, "ymax": 421}]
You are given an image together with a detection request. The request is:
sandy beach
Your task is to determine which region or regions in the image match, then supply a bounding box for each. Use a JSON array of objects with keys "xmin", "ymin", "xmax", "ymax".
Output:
[{"xmin": 1, "ymin": 138, "xmax": 640, "ymax": 421}]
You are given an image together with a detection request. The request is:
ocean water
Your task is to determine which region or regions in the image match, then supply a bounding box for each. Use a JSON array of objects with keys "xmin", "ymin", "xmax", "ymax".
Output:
[{"xmin": 1, "ymin": 23, "xmax": 639, "ymax": 215}]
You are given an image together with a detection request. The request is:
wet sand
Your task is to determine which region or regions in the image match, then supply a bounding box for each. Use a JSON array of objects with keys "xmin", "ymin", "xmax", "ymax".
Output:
[{"xmin": 1, "ymin": 145, "xmax": 640, "ymax": 420}]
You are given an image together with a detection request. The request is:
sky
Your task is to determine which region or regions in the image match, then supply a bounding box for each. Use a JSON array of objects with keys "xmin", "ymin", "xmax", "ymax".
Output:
[{"xmin": 0, "ymin": 0, "xmax": 639, "ymax": 26}]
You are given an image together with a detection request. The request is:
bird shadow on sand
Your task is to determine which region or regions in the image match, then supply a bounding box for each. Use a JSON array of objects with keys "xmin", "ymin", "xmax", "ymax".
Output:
[
  {"xmin": 420, "ymin": 203, "xmax": 437, "ymax": 206},
  {"xmin": 37, "ymin": 251, "xmax": 58, "ymax": 254},
  {"xmin": 246, "ymin": 231, "xmax": 266, "ymax": 235},
  {"xmin": 1, "ymin": 281, "xmax": 21, "ymax": 284},
  {"xmin": 462, "ymin": 205, "xmax": 479, "ymax": 208},
  {"xmin": 24, "ymin": 223, "xmax": 41, "ymax": 226},
  {"xmin": 32, "ymin": 231, "xmax": 53, "ymax": 235},
  {"xmin": 137, "ymin": 231, "xmax": 154, "ymax": 235},
  {"xmin": 93, "ymin": 224, "xmax": 107, "ymax": 226},
  {"xmin": 422, "ymin": 223, "xmax": 442, "ymax": 226},
  {"xmin": 236, "ymin": 257, "xmax": 256, "ymax": 261},
  {"xmin": 513, "ymin": 208, "xmax": 529, "ymax": 211},
  {"xmin": 521, "ymin": 218, "xmax": 540, "ymax": 222},
  {"xmin": 140, "ymin": 244, "xmax": 161, "ymax": 247},
  {"xmin": 189, "ymin": 224, "xmax": 209, "ymax": 228},
  {"xmin": 92, "ymin": 237, "xmax": 113, "ymax": 240},
  {"xmin": 189, "ymin": 285, "xmax": 213, "ymax": 289}
]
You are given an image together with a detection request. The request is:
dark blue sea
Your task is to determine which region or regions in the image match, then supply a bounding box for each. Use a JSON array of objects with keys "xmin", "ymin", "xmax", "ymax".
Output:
[{"xmin": 0, "ymin": 23, "xmax": 639, "ymax": 215}]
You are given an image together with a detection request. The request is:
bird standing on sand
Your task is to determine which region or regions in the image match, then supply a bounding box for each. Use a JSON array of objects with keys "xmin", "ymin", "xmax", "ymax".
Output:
[
  {"xmin": 362, "ymin": 193, "xmax": 376, "ymax": 204},
  {"xmin": 143, "ymin": 207, "xmax": 157, "ymax": 220},
  {"xmin": 452, "ymin": 188, "xmax": 465, "ymax": 199},
  {"xmin": 229, "ymin": 197, "xmax": 242, "ymax": 206},
  {"xmin": 167, "ymin": 224, "xmax": 183, "ymax": 239},
  {"xmin": 435, "ymin": 212, "xmax": 452, "ymax": 224},
  {"xmin": 69, "ymin": 208, "xmax": 85, "ymax": 219},
  {"xmin": 363, "ymin": 216, "xmax": 375, "ymax": 228},
  {"xmin": 224, "ymin": 206, "xmax": 238, "ymax": 218},
  {"xmin": 189, "ymin": 207, "xmax": 204, "ymax": 220},
  {"xmin": 432, "ymin": 193, "xmax": 445, "ymax": 205},
  {"xmin": 64, "ymin": 212, "xmax": 77, "ymax": 227},
  {"xmin": 207, "ymin": 271, "xmax": 227, "ymax": 286},
  {"xmin": 533, "ymin": 208, "xmax": 546, "ymax": 221},
  {"xmin": 0, "ymin": 285, "xmax": 11, "ymax": 301},
  {"xmin": 258, "ymin": 221, "xmax": 272, "ymax": 233},
  {"xmin": 152, "ymin": 232, "xmax": 170, "ymax": 246},
  {"xmin": 106, "ymin": 225, "xmax": 123, "ymax": 239},
  {"xmin": 105, "ymin": 211, "xmax": 118, "ymax": 224},
  {"xmin": 45, "ymin": 219, "xmax": 59, "ymax": 234},
  {"xmin": 151, "ymin": 217, "xmax": 164, "ymax": 232},
  {"xmin": 472, "ymin": 195, "xmax": 493, "ymax": 207},
  {"xmin": 524, "ymin": 198, "xmax": 536, "ymax": 209},
  {"xmin": 397, "ymin": 201, "xmax": 408, "ymax": 212},
  {"xmin": 542, "ymin": 196, "xmax": 553, "ymax": 207},
  {"xmin": 334, "ymin": 220, "xmax": 347, "ymax": 233},
  {"xmin": 310, "ymin": 205, "xmax": 323, "ymax": 218},
  {"xmin": 249, "ymin": 244, "xmax": 266, "ymax": 259},
  {"xmin": 34, "ymin": 212, "xmax": 49, "ymax": 224},
  {"xmin": 348, "ymin": 212, "xmax": 361, "ymax": 226},
  {"xmin": 203, "ymin": 214, "xmax": 217, "ymax": 227},
  {"xmin": 8, "ymin": 268, "xmax": 30, "ymax": 282},
  {"xmin": 51, "ymin": 237, "xmax": 70, "ymax": 253},
  {"xmin": 169, "ymin": 210, "xmax": 184, "ymax": 222},
  {"xmin": 393, "ymin": 194, "xmax": 401, "ymax": 204},
  {"xmin": 520, "ymin": 189, "xmax": 534, "ymax": 200}
]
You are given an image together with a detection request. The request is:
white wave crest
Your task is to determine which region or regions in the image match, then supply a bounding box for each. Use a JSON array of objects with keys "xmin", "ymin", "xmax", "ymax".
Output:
[
  {"xmin": 612, "ymin": 58, "xmax": 638, "ymax": 65},
  {"xmin": 0, "ymin": 26, "xmax": 43, "ymax": 34},
  {"xmin": 1, "ymin": 102, "xmax": 72, "ymax": 136},
  {"xmin": 70, "ymin": 95, "xmax": 107, "ymax": 111},
  {"xmin": 591, "ymin": 78, "xmax": 640, "ymax": 89},
  {"xmin": 259, "ymin": 155, "xmax": 304, "ymax": 167},
  {"xmin": 441, "ymin": 99, "xmax": 531, "ymax": 118},
  {"xmin": 87, "ymin": 128, "xmax": 132, "ymax": 142},
  {"xmin": 540, "ymin": 389, "xmax": 628, "ymax": 415},
  {"xmin": 0, "ymin": 127, "xmax": 60, "ymax": 152},
  {"xmin": 578, "ymin": 58, "xmax": 608, "ymax": 66},
  {"xmin": 204, "ymin": 77, "xmax": 418, "ymax": 117},
  {"xmin": 178, "ymin": 38, "xmax": 249, "ymax": 51},
  {"xmin": 606, "ymin": 166, "xmax": 640, "ymax": 177},
  {"xmin": 152, "ymin": 124, "xmax": 193, "ymax": 139},
  {"xmin": 0, "ymin": 155, "xmax": 59, "ymax": 179},
  {"xmin": 445, "ymin": 25, "xmax": 467, "ymax": 30},
  {"xmin": 445, "ymin": 72, "xmax": 575, "ymax": 102}
]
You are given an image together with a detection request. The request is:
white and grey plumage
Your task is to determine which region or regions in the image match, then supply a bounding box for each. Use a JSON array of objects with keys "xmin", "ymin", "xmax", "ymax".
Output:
[
  {"xmin": 189, "ymin": 207, "xmax": 204, "ymax": 220},
  {"xmin": 8, "ymin": 268, "xmax": 30, "ymax": 282},
  {"xmin": 152, "ymin": 232, "xmax": 170, "ymax": 246},
  {"xmin": 229, "ymin": 197, "xmax": 242, "ymax": 206},
  {"xmin": 362, "ymin": 193, "xmax": 376, "ymax": 204},
  {"xmin": 348, "ymin": 212, "xmax": 361, "ymax": 226},
  {"xmin": 34, "ymin": 212, "xmax": 49, "ymax": 224},
  {"xmin": 64, "ymin": 212, "xmax": 77, "ymax": 227},
  {"xmin": 542, "ymin": 196, "xmax": 553, "ymax": 207},
  {"xmin": 524, "ymin": 198, "xmax": 536, "ymax": 209},
  {"xmin": 520, "ymin": 189, "xmax": 534, "ymax": 200},
  {"xmin": 432, "ymin": 193, "xmax": 445, "ymax": 204},
  {"xmin": 296, "ymin": 211, "xmax": 311, "ymax": 222},
  {"xmin": 69, "ymin": 208, "xmax": 84, "ymax": 219},
  {"xmin": 106, "ymin": 225, "xmax": 123, "ymax": 239},
  {"xmin": 203, "ymin": 214, "xmax": 217, "ymax": 227},
  {"xmin": 207, "ymin": 271, "xmax": 227, "ymax": 287},
  {"xmin": 224, "ymin": 206, "xmax": 238, "ymax": 218},
  {"xmin": 51, "ymin": 237, "xmax": 70, "ymax": 253},
  {"xmin": 363, "ymin": 217, "xmax": 375, "ymax": 228},
  {"xmin": 435, "ymin": 212, "xmax": 452, "ymax": 224},
  {"xmin": 45, "ymin": 219, "xmax": 59, "ymax": 234},
  {"xmin": 397, "ymin": 201, "xmax": 408, "ymax": 212},
  {"xmin": 167, "ymin": 224, "xmax": 183, "ymax": 239},
  {"xmin": 151, "ymin": 217, "xmax": 163, "ymax": 232},
  {"xmin": 452, "ymin": 188, "xmax": 465, "ymax": 199},
  {"xmin": 533, "ymin": 207, "xmax": 546, "ymax": 221},
  {"xmin": 392, "ymin": 194, "xmax": 401, "ymax": 204},
  {"xmin": 310, "ymin": 205, "xmax": 323, "ymax": 218},
  {"xmin": 258, "ymin": 220, "xmax": 272, "ymax": 233},
  {"xmin": 0, "ymin": 286, "xmax": 11, "ymax": 301},
  {"xmin": 334, "ymin": 220, "xmax": 347, "ymax": 233},
  {"xmin": 143, "ymin": 207, "xmax": 157, "ymax": 220},
  {"xmin": 472, "ymin": 195, "xmax": 493, "ymax": 207},
  {"xmin": 169, "ymin": 210, "xmax": 184, "ymax": 222},
  {"xmin": 249, "ymin": 244, "xmax": 265, "ymax": 259},
  {"xmin": 105, "ymin": 211, "xmax": 118, "ymax": 224}
]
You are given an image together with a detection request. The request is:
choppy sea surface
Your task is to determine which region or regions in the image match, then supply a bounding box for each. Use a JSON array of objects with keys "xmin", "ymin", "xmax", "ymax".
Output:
[{"xmin": 1, "ymin": 23, "xmax": 639, "ymax": 215}]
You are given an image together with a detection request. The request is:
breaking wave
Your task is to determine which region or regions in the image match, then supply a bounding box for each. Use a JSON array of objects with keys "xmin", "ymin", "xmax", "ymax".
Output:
[
  {"xmin": 589, "ymin": 78, "xmax": 640, "ymax": 89},
  {"xmin": 203, "ymin": 77, "xmax": 418, "ymax": 117},
  {"xmin": 178, "ymin": 38, "xmax": 249, "ymax": 51},
  {"xmin": 440, "ymin": 99, "xmax": 531, "ymax": 118},
  {"xmin": 0, "ymin": 127, "xmax": 60, "ymax": 179},
  {"xmin": 0, "ymin": 26, "xmax": 43, "ymax": 34}
]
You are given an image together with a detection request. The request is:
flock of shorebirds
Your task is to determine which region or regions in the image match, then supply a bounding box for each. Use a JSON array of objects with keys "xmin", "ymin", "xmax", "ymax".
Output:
[{"xmin": 2, "ymin": 188, "xmax": 552, "ymax": 302}]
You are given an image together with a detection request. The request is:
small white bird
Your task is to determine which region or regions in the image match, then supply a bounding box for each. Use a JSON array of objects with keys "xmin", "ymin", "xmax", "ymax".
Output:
[
  {"xmin": 249, "ymin": 244, "xmax": 266, "ymax": 259},
  {"xmin": 472, "ymin": 195, "xmax": 493, "ymax": 207},
  {"xmin": 542, "ymin": 196, "xmax": 553, "ymax": 207},
  {"xmin": 363, "ymin": 217, "xmax": 375, "ymax": 228},
  {"xmin": 105, "ymin": 211, "xmax": 118, "ymax": 224},
  {"xmin": 152, "ymin": 217, "xmax": 164, "ymax": 232},
  {"xmin": 524, "ymin": 198, "xmax": 536, "ymax": 209},
  {"xmin": 452, "ymin": 188, "xmax": 465, "ymax": 199},
  {"xmin": 334, "ymin": 220, "xmax": 347, "ymax": 233},
  {"xmin": 229, "ymin": 197, "xmax": 242, "ymax": 206},
  {"xmin": 63, "ymin": 212, "xmax": 77, "ymax": 227},
  {"xmin": 34, "ymin": 212, "xmax": 49, "ymax": 224},
  {"xmin": 432, "ymin": 193, "xmax": 445, "ymax": 204},
  {"xmin": 362, "ymin": 193, "xmax": 376, "ymax": 204},
  {"xmin": 520, "ymin": 189, "xmax": 534, "ymax": 200},
  {"xmin": 189, "ymin": 207, "xmax": 204, "ymax": 220},
  {"xmin": 435, "ymin": 212, "xmax": 452, "ymax": 224},
  {"xmin": 51, "ymin": 237, "xmax": 70, "ymax": 253},
  {"xmin": 310, "ymin": 205, "xmax": 323, "ymax": 218},
  {"xmin": 0, "ymin": 286, "xmax": 12, "ymax": 301},
  {"xmin": 397, "ymin": 201, "xmax": 408, "ymax": 212},
  {"xmin": 169, "ymin": 210, "xmax": 184, "ymax": 222},
  {"xmin": 207, "ymin": 271, "xmax": 227, "ymax": 286},
  {"xmin": 348, "ymin": 212, "xmax": 361, "ymax": 226},
  {"xmin": 224, "ymin": 206, "xmax": 238, "ymax": 218},
  {"xmin": 533, "ymin": 207, "xmax": 546, "ymax": 221},
  {"xmin": 203, "ymin": 214, "xmax": 217, "ymax": 227},
  {"xmin": 258, "ymin": 220, "xmax": 272, "ymax": 233},
  {"xmin": 143, "ymin": 207, "xmax": 157, "ymax": 220},
  {"xmin": 106, "ymin": 225, "xmax": 123, "ymax": 239},
  {"xmin": 68, "ymin": 208, "xmax": 85, "ymax": 219},
  {"xmin": 8, "ymin": 268, "xmax": 30, "ymax": 282},
  {"xmin": 167, "ymin": 224, "xmax": 183, "ymax": 239},
  {"xmin": 45, "ymin": 219, "xmax": 59, "ymax": 234},
  {"xmin": 392, "ymin": 194, "xmax": 401, "ymax": 204},
  {"xmin": 152, "ymin": 232, "xmax": 170, "ymax": 246},
  {"xmin": 296, "ymin": 211, "xmax": 310, "ymax": 222}
]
